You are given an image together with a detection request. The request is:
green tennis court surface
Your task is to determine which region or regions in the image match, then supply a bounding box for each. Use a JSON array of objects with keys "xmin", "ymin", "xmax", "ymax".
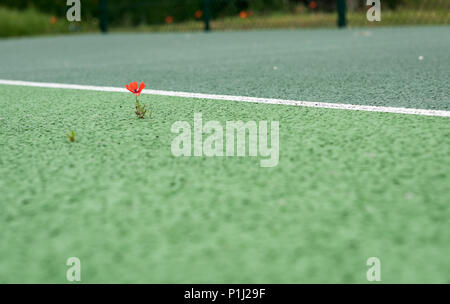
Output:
[
  {"xmin": 0, "ymin": 26, "xmax": 449, "ymax": 283},
  {"xmin": 1, "ymin": 26, "xmax": 449, "ymax": 109}
]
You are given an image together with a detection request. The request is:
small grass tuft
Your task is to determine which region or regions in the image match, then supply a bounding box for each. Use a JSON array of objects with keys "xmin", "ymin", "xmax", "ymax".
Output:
[{"xmin": 67, "ymin": 131, "xmax": 76, "ymax": 142}]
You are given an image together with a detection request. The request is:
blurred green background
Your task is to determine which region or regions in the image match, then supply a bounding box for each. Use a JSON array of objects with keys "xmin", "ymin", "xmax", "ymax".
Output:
[{"xmin": 0, "ymin": 0, "xmax": 449, "ymax": 37}]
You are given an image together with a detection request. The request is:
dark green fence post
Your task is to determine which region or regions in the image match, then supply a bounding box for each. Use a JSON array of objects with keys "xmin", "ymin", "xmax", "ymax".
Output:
[
  {"xmin": 203, "ymin": 0, "xmax": 211, "ymax": 32},
  {"xmin": 99, "ymin": 0, "xmax": 108, "ymax": 33},
  {"xmin": 337, "ymin": 0, "xmax": 347, "ymax": 28}
]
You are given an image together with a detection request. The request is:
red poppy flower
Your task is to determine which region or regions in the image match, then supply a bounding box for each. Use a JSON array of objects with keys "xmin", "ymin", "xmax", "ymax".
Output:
[{"xmin": 125, "ymin": 81, "xmax": 146, "ymax": 96}]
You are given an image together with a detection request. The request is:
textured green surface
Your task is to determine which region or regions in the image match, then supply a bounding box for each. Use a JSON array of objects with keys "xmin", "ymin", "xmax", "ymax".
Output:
[
  {"xmin": 0, "ymin": 85, "xmax": 449, "ymax": 283},
  {"xmin": 0, "ymin": 26, "xmax": 449, "ymax": 110}
]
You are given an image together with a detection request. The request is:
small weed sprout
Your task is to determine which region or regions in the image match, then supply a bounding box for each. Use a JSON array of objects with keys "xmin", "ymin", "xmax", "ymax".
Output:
[
  {"xmin": 67, "ymin": 131, "xmax": 76, "ymax": 142},
  {"xmin": 135, "ymin": 95, "xmax": 147, "ymax": 119}
]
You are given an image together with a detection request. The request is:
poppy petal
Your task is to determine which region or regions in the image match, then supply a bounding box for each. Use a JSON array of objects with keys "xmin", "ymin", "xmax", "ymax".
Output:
[
  {"xmin": 138, "ymin": 82, "xmax": 146, "ymax": 92},
  {"xmin": 130, "ymin": 81, "xmax": 138, "ymax": 90}
]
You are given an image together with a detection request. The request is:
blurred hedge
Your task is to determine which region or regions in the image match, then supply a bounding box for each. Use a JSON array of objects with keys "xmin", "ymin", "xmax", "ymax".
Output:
[
  {"xmin": 0, "ymin": 0, "xmax": 356, "ymax": 26},
  {"xmin": 1, "ymin": 0, "xmax": 292, "ymax": 26},
  {"xmin": 0, "ymin": 6, "xmax": 69, "ymax": 37},
  {"xmin": 0, "ymin": 0, "xmax": 446, "ymax": 27}
]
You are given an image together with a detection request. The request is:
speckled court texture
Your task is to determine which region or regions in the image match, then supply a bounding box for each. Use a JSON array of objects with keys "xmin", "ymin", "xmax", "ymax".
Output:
[{"xmin": 0, "ymin": 26, "xmax": 449, "ymax": 283}]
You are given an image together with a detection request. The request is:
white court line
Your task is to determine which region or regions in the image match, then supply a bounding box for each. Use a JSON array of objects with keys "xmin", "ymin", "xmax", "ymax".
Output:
[{"xmin": 0, "ymin": 79, "xmax": 449, "ymax": 117}]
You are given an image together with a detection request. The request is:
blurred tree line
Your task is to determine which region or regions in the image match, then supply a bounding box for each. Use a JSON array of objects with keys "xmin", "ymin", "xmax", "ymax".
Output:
[{"xmin": 0, "ymin": 0, "xmax": 416, "ymax": 26}]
